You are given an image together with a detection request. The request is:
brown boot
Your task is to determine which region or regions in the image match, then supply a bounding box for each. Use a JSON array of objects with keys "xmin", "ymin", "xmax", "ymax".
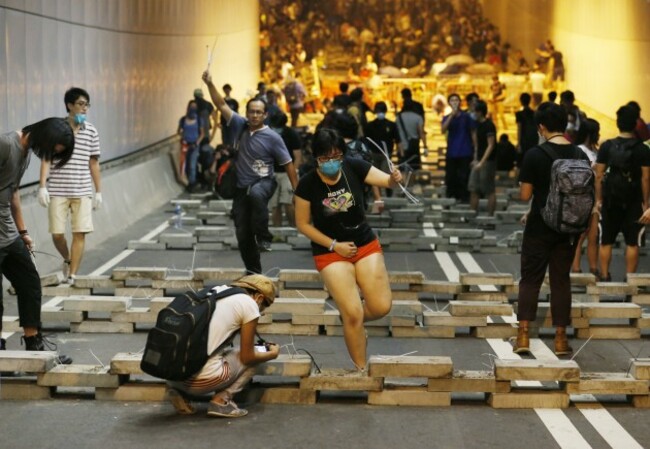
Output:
[
  {"xmin": 513, "ymin": 320, "xmax": 530, "ymax": 354},
  {"xmin": 554, "ymin": 327, "xmax": 573, "ymax": 356}
]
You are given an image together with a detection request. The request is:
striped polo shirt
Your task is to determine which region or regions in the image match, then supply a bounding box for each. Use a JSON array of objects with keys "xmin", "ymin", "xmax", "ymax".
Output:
[{"xmin": 48, "ymin": 121, "xmax": 100, "ymax": 197}]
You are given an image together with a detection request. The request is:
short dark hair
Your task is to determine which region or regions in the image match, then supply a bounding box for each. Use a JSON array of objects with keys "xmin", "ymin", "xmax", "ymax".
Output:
[
  {"xmin": 269, "ymin": 111, "xmax": 288, "ymax": 128},
  {"xmin": 447, "ymin": 93, "xmax": 461, "ymax": 103},
  {"xmin": 626, "ymin": 101, "xmax": 641, "ymax": 117},
  {"xmin": 246, "ymin": 98, "xmax": 267, "ymax": 113},
  {"xmin": 548, "ymin": 91, "xmax": 557, "ymax": 102},
  {"xmin": 311, "ymin": 128, "xmax": 347, "ymax": 158},
  {"xmin": 401, "ymin": 88, "xmax": 413, "ymax": 99},
  {"xmin": 475, "ymin": 99, "xmax": 488, "ymax": 116},
  {"xmin": 64, "ymin": 87, "xmax": 89, "ymax": 113},
  {"xmin": 520, "ymin": 93, "xmax": 531, "ymax": 106},
  {"xmin": 576, "ymin": 118, "xmax": 600, "ymax": 146},
  {"xmin": 333, "ymin": 112, "xmax": 359, "ymax": 139},
  {"xmin": 374, "ymin": 101, "xmax": 387, "ymax": 114},
  {"xmin": 560, "ymin": 90, "xmax": 575, "ymax": 104},
  {"xmin": 616, "ymin": 105, "xmax": 637, "ymax": 132},
  {"xmin": 349, "ymin": 87, "xmax": 364, "ymax": 102},
  {"xmin": 22, "ymin": 118, "xmax": 75, "ymax": 169},
  {"xmin": 534, "ymin": 102, "xmax": 568, "ymax": 133},
  {"xmin": 466, "ymin": 92, "xmax": 479, "ymax": 103},
  {"xmin": 339, "ymin": 82, "xmax": 349, "ymax": 93},
  {"xmin": 223, "ymin": 84, "xmax": 232, "ymax": 91}
]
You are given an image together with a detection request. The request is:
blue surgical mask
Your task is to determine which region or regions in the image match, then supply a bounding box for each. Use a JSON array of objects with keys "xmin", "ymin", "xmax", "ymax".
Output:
[
  {"xmin": 319, "ymin": 159, "xmax": 342, "ymax": 177},
  {"xmin": 74, "ymin": 113, "xmax": 86, "ymax": 125},
  {"xmin": 376, "ymin": 112, "xmax": 386, "ymax": 120}
]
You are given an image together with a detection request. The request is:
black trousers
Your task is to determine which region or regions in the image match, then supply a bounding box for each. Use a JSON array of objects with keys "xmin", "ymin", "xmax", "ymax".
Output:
[
  {"xmin": 516, "ymin": 224, "xmax": 576, "ymax": 327},
  {"xmin": 0, "ymin": 237, "xmax": 42, "ymax": 330},
  {"xmin": 232, "ymin": 177, "xmax": 277, "ymax": 274},
  {"xmin": 445, "ymin": 156, "xmax": 472, "ymax": 202}
]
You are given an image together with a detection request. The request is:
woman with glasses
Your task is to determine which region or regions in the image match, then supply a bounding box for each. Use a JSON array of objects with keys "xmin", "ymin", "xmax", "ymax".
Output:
[{"xmin": 294, "ymin": 128, "xmax": 402, "ymax": 372}]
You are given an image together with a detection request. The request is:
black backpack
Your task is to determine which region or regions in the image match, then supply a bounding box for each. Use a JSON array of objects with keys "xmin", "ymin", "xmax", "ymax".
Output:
[
  {"xmin": 540, "ymin": 144, "xmax": 595, "ymax": 234},
  {"xmin": 141, "ymin": 286, "xmax": 246, "ymax": 381},
  {"xmin": 603, "ymin": 139, "xmax": 640, "ymax": 207},
  {"xmin": 214, "ymin": 158, "xmax": 237, "ymax": 199},
  {"xmin": 346, "ymin": 138, "xmax": 373, "ymax": 163}
]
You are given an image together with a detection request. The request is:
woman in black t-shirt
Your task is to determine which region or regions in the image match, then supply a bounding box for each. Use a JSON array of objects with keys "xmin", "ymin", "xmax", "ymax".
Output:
[{"xmin": 294, "ymin": 129, "xmax": 402, "ymax": 372}]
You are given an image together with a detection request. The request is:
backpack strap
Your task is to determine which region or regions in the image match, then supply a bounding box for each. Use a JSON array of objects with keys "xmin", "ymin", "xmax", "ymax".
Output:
[{"xmin": 540, "ymin": 142, "xmax": 581, "ymax": 161}]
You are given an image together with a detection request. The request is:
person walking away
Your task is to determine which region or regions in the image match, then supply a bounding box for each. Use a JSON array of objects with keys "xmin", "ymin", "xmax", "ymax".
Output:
[
  {"xmin": 514, "ymin": 102, "xmax": 591, "ymax": 356},
  {"xmin": 594, "ymin": 105, "xmax": 650, "ymax": 282},
  {"xmin": 177, "ymin": 100, "xmax": 205, "ymax": 192}
]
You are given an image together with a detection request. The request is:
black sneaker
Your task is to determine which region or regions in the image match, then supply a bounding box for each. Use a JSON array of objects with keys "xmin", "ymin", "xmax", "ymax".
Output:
[
  {"xmin": 0, "ymin": 337, "xmax": 5, "ymax": 350},
  {"xmin": 21, "ymin": 333, "xmax": 73, "ymax": 365},
  {"xmin": 257, "ymin": 240, "xmax": 272, "ymax": 252}
]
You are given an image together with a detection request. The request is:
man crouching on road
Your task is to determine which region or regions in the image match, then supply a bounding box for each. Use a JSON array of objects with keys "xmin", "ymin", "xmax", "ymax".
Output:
[{"xmin": 166, "ymin": 274, "xmax": 279, "ymax": 418}]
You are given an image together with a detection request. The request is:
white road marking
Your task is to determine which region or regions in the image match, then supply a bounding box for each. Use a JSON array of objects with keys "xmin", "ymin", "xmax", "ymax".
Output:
[
  {"xmin": 434, "ymin": 252, "xmax": 459, "ymax": 282},
  {"xmin": 456, "ymin": 250, "xmax": 642, "ymax": 449}
]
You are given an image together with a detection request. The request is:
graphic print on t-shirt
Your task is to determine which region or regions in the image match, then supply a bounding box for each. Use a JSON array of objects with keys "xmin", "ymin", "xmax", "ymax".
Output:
[
  {"xmin": 251, "ymin": 159, "xmax": 270, "ymax": 177},
  {"xmin": 322, "ymin": 187, "xmax": 354, "ymax": 214}
]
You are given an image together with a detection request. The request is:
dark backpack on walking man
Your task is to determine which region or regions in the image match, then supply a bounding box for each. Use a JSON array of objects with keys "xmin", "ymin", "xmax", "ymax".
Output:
[
  {"xmin": 540, "ymin": 143, "xmax": 595, "ymax": 234},
  {"xmin": 141, "ymin": 286, "xmax": 246, "ymax": 381},
  {"xmin": 603, "ymin": 139, "xmax": 640, "ymax": 208}
]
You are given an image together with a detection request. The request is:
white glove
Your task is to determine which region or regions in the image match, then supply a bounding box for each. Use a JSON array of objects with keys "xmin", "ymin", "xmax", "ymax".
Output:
[
  {"xmin": 38, "ymin": 187, "xmax": 50, "ymax": 207},
  {"xmin": 93, "ymin": 192, "xmax": 103, "ymax": 210}
]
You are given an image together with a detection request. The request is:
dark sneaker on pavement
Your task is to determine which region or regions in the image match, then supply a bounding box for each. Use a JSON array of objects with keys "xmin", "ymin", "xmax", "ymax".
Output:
[
  {"xmin": 257, "ymin": 240, "xmax": 272, "ymax": 252},
  {"xmin": 207, "ymin": 400, "xmax": 248, "ymax": 418},
  {"xmin": 21, "ymin": 333, "xmax": 73, "ymax": 365}
]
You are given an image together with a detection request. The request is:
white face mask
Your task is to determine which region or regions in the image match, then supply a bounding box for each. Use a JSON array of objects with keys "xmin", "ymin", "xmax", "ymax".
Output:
[{"xmin": 376, "ymin": 112, "xmax": 386, "ymax": 120}]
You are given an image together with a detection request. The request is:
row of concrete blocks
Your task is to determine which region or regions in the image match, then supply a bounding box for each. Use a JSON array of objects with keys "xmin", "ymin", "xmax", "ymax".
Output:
[
  {"xmin": 17, "ymin": 291, "xmax": 648, "ymax": 339},
  {"xmin": 39, "ymin": 269, "xmax": 650, "ymax": 304},
  {"xmin": 2, "ymin": 351, "xmax": 650, "ymax": 409}
]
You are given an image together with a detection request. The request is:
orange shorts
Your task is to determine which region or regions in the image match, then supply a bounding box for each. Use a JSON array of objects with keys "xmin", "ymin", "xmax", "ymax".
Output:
[{"xmin": 314, "ymin": 239, "xmax": 382, "ymax": 271}]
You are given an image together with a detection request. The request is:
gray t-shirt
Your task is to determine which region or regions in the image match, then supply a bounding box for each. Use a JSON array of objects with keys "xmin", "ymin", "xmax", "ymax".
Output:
[
  {"xmin": 228, "ymin": 113, "xmax": 292, "ymax": 188},
  {"xmin": 396, "ymin": 111, "xmax": 423, "ymax": 144},
  {"xmin": 0, "ymin": 131, "xmax": 30, "ymax": 248}
]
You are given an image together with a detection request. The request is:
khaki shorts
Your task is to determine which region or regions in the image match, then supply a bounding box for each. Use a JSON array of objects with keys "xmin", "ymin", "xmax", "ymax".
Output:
[
  {"xmin": 49, "ymin": 196, "xmax": 94, "ymax": 234},
  {"xmin": 269, "ymin": 172, "xmax": 293, "ymax": 207}
]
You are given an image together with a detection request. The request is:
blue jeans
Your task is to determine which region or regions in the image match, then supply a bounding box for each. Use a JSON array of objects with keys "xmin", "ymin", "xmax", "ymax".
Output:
[
  {"xmin": 232, "ymin": 177, "xmax": 277, "ymax": 274},
  {"xmin": 185, "ymin": 143, "xmax": 199, "ymax": 185},
  {"xmin": 0, "ymin": 237, "xmax": 42, "ymax": 329}
]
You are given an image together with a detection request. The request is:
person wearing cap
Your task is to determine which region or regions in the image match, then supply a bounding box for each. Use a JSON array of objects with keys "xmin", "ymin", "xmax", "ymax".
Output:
[{"xmin": 166, "ymin": 274, "xmax": 279, "ymax": 418}]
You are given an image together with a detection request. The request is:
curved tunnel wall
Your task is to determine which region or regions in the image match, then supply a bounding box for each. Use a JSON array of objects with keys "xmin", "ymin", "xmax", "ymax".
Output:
[
  {"xmin": 483, "ymin": 0, "xmax": 650, "ymax": 121},
  {"xmin": 0, "ymin": 0, "xmax": 260, "ymax": 185}
]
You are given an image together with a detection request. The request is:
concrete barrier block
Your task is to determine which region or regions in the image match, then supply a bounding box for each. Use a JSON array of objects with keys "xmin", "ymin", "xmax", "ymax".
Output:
[
  {"xmin": 368, "ymin": 355, "xmax": 452, "ymax": 378},
  {"xmin": 0, "ymin": 379, "xmax": 53, "ymax": 400},
  {"xmin": 114, "ymin": 287, "xmax": 161, "ymax": 298},
  {"xmin": 387, "ymin": 271, "xmax": 426, "ymax": 284},
  {"xmin": 428, "ymin": 370, "xmax": 510, "ymax": 393},
  {"xmin": 40, "ymin": 271, "xmax": 65, "ymax": 287},
  {"xmin": 489, "ymin": 391, "xmax": 569, "ymax": 409},
  {"xmin": 110, "ymin": 353, "xmax": 144, "ymax": 375},
  {"xmin": 111, "ymin": 308, "xmax": 157, "ymax": 324},
  {"xmin": 63, "ymin": 296, "xmax": 131, "ymax": 312},
  {"xmin": 265, "ymin": 298, "xmax": 326, "ymax": 315},
  {"xmin": 112, "ymin": 267, "xmax": 168, "ymax": 281},
  {"xmin": 300, "ymin": 369, "xmax": 383, "ymax": 391},
  {"xmin": 580, "ymin": 303, "xmax": 642, "ymax": 319},
  {"xmin": 73, "ymin": 275, "xmax": 125, "ymax": 289},
  {"xmin": 576, "ymin": 326, "xmax": 640, "ymax": 340},
  {"xmin": 423, "ymin": 311, "xmax": 487, "ymax": 327},
  {"xmin": 460, "ymin": 272, "xmax": 513, "ymax": 286},
  {"xmin": 449, "ymin": 301, "xmax": 513, "ymax": 317},
  {"xmin": 565, "ymin": 373, "xmax": 648, "ymax": 395},
  {"xmin": 494, "ymin": 359, "xmax": 580, "ymax": 382},
  {"xmin": 37, "ymin": 364, "xmax": 121, "ymax": 388},
  {"xmin": 391, "ymin": 326, "xmax": 455, "ymax": 338},
  {"xmin": 255, "ymin": 354, "xmax": 312, "ymax": 377},
  {"xmin": 0, "ymin": 351, "xmax": 58, "ymax": 373},
  {"xmin": 418, "ymin": 280, "xmax": 462, "ymax": 294},
  {"xmin": 71, "ymin": 320, "xmax": 134, "ymax": 334},
  {"xmin": 630, "ymin": 359, "xmax": 650, "ymax": 380},
  {"xmin": 368, "ymin": 387, "xmax": 451, "ymax": 406},
  {"xmin": 192, "ymin": 267, "xmax": 245, "ymax": 281}
]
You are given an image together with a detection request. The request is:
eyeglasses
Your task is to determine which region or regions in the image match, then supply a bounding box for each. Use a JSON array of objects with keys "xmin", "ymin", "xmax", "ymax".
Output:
[
  {"xmin": 316, "ymin": 154, "xmax": 343, "ymax": 164},
  {"xmin": 75, "ymin": 101, "xmax": 91, "ymax": 108}
]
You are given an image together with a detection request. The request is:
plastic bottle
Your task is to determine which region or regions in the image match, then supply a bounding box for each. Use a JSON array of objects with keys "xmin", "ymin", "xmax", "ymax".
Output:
[{"xmin": 173, "ymin": 204, "xmax": 182, "ymax": 229}]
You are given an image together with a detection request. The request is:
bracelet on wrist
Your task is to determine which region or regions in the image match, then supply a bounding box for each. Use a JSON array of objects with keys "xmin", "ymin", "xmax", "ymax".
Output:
[
  {"xmin": 328, "ymin": 239, "xmax": 337, "ymax": 252},
  {"xmin": 19, "ymin": 230, "xmax": 28, "ymax": 235}
]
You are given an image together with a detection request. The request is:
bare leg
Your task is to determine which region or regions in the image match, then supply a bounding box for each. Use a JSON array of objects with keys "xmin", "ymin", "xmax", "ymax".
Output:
[
  {"xmin": 354, "ymin": 252, "xmax": 392, "ymax": 321},
  {"xmin": 571, "ymin": 232, "xmax": 586, "ymax": 272},
  {"xmin": 487, "ymin": 193, "xmax": 496, "ymax": 216},
  {"xmin": 51, "ymin": 234, "xmax": 70, "ymax": 261},
  {"xmin": 320, "ymin": 261, "xmax": 366, "ymax": 370},
  {"xmin": 283, "ymin": 203, "xmax": 295, "ymax": 227},
  {"xmin": 69, "ymin": 232, "xmax": 86, "ymax": 276},
  {"xmin": 599, "ymin": 244, "xmax": 613, "ymax": 279},
  {"xmin": 271, "ymin": 206, "xmax": 282, "ymax": 227},
  {"xmin": 586, "ymin": 214, "xmax": 599, "ymax": 272},
  {"xmin": 625, "ymin": 245, "xmax": 639, "ymax": 274},
  {"xmin": 470, "ymin": 192, "xmax": 479, "ymax": 212}
]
